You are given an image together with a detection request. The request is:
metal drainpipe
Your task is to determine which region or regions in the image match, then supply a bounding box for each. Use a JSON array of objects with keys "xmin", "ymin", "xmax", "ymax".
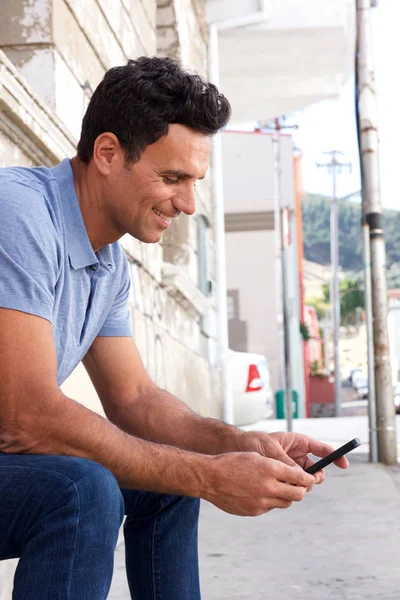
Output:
[
  {"xmin": 208, "ymin": 3, "xmax": 272, "ymax": 423},
  {"xmin": 208, "ymin": 24, "xmax": 233, "ymax": 423}
]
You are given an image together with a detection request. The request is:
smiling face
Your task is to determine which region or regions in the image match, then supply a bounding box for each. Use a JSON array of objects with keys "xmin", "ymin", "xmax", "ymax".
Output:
[{"xmin": 95, "ymin": 124, "xmax": 211, "ymax": 244}]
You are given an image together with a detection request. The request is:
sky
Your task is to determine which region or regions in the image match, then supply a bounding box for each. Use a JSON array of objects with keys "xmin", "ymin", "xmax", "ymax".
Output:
[{"xmin": 293, "ymin": 0, "xmax": 400, "ymax": 210}]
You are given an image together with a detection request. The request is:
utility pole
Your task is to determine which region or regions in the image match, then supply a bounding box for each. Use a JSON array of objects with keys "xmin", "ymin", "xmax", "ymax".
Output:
[
  {"xmin": 356, "ymin": 0, "xmax": 397, "ymax": 464},
  {"xmin": 317, "ymin": 151, "xmax": 351, "ymax": 417},
  {"xmin": 272, "ymin": 118, "xmax": 298, "ymax": 432}
]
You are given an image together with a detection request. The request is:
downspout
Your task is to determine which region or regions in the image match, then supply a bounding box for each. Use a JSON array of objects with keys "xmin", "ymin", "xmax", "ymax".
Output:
[{"xmin": 208, "ymin": 1, "xmax": 272, "ymax": 423}]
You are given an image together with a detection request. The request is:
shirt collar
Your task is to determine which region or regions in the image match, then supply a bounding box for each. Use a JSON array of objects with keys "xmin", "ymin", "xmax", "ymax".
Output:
[{"xmin": 51, "ymin": 159, "xmax": 99, "ymax": 270}]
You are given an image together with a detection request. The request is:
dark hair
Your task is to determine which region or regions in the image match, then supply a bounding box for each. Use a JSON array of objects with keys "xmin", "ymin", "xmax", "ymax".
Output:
[{"xmin": 77, "ymin": 56, "xmax": 231, "ymax": 164}]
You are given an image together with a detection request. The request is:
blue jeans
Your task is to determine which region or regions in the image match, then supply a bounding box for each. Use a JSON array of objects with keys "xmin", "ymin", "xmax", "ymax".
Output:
[{"xmin": 0, "ymin": 454, "xmax": 201, "ymax": 599}]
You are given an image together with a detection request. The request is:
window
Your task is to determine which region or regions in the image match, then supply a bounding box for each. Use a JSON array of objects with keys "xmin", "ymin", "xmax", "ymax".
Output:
[{"xmin": 227, "ymin": 294, "xmax": 235, "ymax": 320}]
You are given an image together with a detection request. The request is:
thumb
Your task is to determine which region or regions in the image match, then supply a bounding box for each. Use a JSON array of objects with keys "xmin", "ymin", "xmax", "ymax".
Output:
[{"xmin": 269, "ymin": 443, "xmax": 297, "ymax": 467}]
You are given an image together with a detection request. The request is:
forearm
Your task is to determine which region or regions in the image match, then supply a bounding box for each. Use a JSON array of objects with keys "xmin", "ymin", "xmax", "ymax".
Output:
[
  {"xmin": 105, "ymin": 384, "xmax": 246, "ymax": 455},
  {"xmin": 1, "ymin": 390, "xmax": 210, "ymax": 496}
]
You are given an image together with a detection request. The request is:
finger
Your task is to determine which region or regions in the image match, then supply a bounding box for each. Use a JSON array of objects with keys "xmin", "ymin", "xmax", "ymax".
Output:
[
  {"xmin": 274, "ymin": 499, "xmax": 293, "ymax": 510},
  {"xmin": 272, "ymin": 481, "xmax": 308, "ymax": 502},
  {"xmin": 305, "ymin": 439, "xmax": 337, "ymax": 459},
  {"xmin": 305, "ymin": 440, "xmax": 351, "ymax": 471},
  {"xmin": 246, "ymin": 498, "xmax": 294, "ymax": 516},
  {"xmin": 300, "ymin": 456, "xmax": 326, "ymax": 484},
  {"xmin": 313, "ymin": 470, "xmax": 325, "ymax": 484},
  {"xmin": 306, "ymin": 441, "xmax": 350, "ymax": 470},
  {"xmin": 302, "ymin": 456, "xmax": 325, "ymax": 483},
  {"xmin": 274, "ymin": 462, "xmax": 315, "ymax": 488},
  {"xmin": 261, "ymin": 498, "xmax": 293, "ymax": 511},
  {"xmin": 267, "ymin": 444, "xmax": 298, "ymax": 467},
  {"xmin": 334, "ymin": 456, "xmax": 350, "ymax": 469},
  {"xmin": 304, "ymin": 452, "xmax": 350, "ymax": 473}
]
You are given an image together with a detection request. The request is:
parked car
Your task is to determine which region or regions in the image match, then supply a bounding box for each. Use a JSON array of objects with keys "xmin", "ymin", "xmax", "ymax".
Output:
[
  {"xmin": 356, "ymin": 383, "xmax": 368, "ymax": 399},
  {"xmin": 351, "ymin": 369, "xmax": 367, "ymax": 390},
  {"xmin": 346, "ymin": 368, "xmax": 362, "ymax": 384},
  {"xmin": 229, "ymin": 351, "xmax": 274, "ymax": 426}
]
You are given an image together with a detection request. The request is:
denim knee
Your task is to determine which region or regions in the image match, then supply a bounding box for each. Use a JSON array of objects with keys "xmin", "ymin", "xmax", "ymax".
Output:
[
  {"xmin": 61, "ymin": 457, "xmax": 124, "ymax": 537},
  {"xmin": 160, "ymin": 494, "xmax": 200, "ymax": 518}
]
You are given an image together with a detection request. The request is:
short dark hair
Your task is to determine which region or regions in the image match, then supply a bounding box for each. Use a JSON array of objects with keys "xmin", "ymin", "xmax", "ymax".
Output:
[{"xmin": 77, "ymin": 56, "xmax": 231, "ymax": 164}]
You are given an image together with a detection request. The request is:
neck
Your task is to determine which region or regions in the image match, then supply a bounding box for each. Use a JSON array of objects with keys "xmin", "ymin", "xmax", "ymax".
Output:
[{"xmin": 70, "ymin": 156, "xmax": 120, "ymax": 252}]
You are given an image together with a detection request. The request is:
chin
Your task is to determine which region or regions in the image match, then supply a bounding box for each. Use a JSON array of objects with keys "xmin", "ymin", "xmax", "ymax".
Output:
[{"xmin": 135, "ymin": 230, "xmax": 163, "ymax": 244}]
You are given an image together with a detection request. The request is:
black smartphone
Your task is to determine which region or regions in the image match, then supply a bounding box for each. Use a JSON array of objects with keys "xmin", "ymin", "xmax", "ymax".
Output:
[{"xmin": 305, "ymin": 437, "xmax": 361, "ymax": 475}]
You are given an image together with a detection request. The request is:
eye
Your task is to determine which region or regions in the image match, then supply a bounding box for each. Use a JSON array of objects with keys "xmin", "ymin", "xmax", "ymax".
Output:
[{"xmin": 163, "ymin": 176, "xmax": 178, "ymax": 185}]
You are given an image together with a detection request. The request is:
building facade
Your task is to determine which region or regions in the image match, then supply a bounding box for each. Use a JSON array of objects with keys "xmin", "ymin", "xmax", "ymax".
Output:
[
  {"xmin": 223, "ymin": 130, "xmax": 305, "ymax": 415},
  {"xmin": 0, "ymin": 0, "xmax": 219, "ymax": 593}
]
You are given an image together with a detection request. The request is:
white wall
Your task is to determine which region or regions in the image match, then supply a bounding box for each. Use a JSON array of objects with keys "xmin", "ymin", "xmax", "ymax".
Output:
[
  {"xmin": 222, "ymin": 131, "xmax": 275, "ymax": 213},
  {"xmin": 225, "ymin": 229, "xmax": 279, "ymax": 391}
]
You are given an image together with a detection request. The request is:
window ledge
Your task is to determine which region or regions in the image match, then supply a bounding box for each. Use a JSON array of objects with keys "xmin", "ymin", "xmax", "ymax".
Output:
[
  {"xmin": 161, "ymin": 262, "xmax": 208, "ymax": 317},
  {"xmin": 0, "ymin": 50, "xmax": 76, "ymax": 163}
]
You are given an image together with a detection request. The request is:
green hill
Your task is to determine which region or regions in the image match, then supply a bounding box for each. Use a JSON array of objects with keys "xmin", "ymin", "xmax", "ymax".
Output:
[{"xmin": 301, "ymin": 194, "xmax": 400, "ymax": 287}]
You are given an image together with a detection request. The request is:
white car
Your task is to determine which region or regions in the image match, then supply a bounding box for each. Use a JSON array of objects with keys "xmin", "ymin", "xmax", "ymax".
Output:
[
  {"xmin": 229, "ymin": 351, "xmax": 274, "ymax": 426},
  {"xmin": 351, "ymin": 370, "xmax": 367, "ymax": 391}
]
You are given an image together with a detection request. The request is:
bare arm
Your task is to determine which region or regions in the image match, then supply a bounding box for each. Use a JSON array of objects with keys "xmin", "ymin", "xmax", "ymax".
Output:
[
  {"xmin": 83, "ymin": 336, "xmax": 245, "ymax": 455},
  {"xmin": 0, "ymin": 308, "xmax": 212, "ymax": 495},
  {"xmin": 0, "ymin": 308, "xmax": 315, "ymax": 516},
  {"xmin": 84, "ymin": 337, "xmax": 349, "ymax": 479}
]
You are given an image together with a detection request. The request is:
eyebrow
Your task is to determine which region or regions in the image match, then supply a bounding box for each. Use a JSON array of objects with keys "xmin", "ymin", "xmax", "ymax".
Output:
[{"xmin": 161, "ymin": 170, "xmax": 206, "ymax": 180}]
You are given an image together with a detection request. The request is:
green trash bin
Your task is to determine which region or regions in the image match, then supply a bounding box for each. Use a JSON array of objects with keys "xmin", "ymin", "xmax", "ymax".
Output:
[{"xmin": 275, "ymin": 390, "xmax": 298, "ymax": 419}]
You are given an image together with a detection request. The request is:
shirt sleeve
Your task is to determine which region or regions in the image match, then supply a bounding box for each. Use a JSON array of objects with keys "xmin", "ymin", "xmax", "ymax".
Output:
[
  {"xmin": 98, "ymin": 251, "xmax": 132, "ymax": 337},
  {"xmin": 0, "ymin": 180, "xmax": 59, "ymax": 322}
]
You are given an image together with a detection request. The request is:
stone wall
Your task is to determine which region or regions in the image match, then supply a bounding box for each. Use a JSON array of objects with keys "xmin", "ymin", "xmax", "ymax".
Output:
[
  {"xmin": 0, "ymin": 0, "xmax": 218, "ymax": 410},
  {"xmin": 0, "ymin": 0, "xmax": 220, "ymax": 594}
]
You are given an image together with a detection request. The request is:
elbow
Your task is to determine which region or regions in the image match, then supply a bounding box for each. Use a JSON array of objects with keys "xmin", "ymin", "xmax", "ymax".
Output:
[
  {"xmin": 0, "ymin": 422, "xmax": 33, "ymax": 454},
  {"xmin": 0, "ymin": 386, "xmax": 63, "ymax": 454},
  {"xmin": 0, "ymin": 412, "xmax": 47, "ymax": 454}
]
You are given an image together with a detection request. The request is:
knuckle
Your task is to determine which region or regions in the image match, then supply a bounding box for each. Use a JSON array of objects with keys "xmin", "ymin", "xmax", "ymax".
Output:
[
  {"xmin": 263, "ymin": 481, "xmax": 275, "ymax": 496},
  {"xmin": 265, "ymin": 459, "xmax": 278, "ymax": 474},
  {"xmin": 294, "ymin": 486, "xmax": 307, "ymax": 501}
]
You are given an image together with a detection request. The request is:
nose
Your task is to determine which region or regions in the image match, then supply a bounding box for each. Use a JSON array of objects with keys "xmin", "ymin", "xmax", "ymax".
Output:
[{"xmin": 173, "ymin": 185, "xmax": 196, "ymax": 216}]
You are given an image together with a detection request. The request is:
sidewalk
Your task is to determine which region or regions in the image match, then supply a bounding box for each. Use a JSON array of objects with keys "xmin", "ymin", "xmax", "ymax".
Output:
[{"xmin": 109, "ymin": 416, "xmax": 400, "ymax": 599}]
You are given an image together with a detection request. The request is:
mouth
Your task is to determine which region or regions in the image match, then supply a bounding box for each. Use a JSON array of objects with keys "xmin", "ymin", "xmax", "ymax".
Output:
[{"xmin": 152, "ymin": 207, "xmax": 173, "ymax": 228}]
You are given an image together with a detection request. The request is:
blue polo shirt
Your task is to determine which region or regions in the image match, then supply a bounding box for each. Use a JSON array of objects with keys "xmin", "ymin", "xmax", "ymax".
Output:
[{"xmin": 0, "ymin": 159, "xmax": 132, "ymax": 385}]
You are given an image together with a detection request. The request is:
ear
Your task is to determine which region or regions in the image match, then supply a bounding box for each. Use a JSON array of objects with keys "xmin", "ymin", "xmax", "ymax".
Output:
[{"xmin": 92, "ymin": 133, "xmax": 123, "ymax": 175}]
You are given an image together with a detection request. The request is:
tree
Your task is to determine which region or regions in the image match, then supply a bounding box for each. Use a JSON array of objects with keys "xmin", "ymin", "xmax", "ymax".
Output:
[
  {"xmin": 302, "ymin": 194, "xmax": 400, "ymax": 286},
  {"xmin": 322, "ymin": 279, "xmax": 364, "ymax": 326},
  {"xmin": 304, "ymin": 296, "xmax": 330, "ymax": 321}
]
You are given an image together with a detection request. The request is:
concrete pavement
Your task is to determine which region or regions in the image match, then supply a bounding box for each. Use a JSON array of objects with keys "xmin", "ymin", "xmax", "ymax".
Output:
[
  {"xmin": 198, "ymin": 453, "xmax": 400, "ymax": 600},
  {"xmin": 108, "ymin": 416, "xmax": 400, "ymax": 599}
]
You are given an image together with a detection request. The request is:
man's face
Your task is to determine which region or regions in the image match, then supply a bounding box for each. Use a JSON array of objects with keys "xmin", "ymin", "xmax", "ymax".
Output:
[{"xmin": 106, "ymin": 124, "xmax": 211, "ymax": 243}]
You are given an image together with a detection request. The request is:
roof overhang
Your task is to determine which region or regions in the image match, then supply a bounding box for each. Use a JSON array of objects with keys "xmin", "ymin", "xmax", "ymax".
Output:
[{"xmin": 207, "ymin": 0, "xmax": 355, "ymax": 123}]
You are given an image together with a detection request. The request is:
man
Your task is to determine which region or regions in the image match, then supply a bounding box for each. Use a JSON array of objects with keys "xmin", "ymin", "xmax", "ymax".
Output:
[{"xmin": 0, "ymin": 56, "xmax": 348, "ymax": 599}]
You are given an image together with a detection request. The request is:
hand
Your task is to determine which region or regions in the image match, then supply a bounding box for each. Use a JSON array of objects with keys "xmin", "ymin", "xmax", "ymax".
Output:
[
  {"xmin": 236, "ymin": 431, "xmax": 349, "ymax": 484},
  {"xmin": 204, "ymin": 451, "xmax": 315, "ymax": 517}
]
